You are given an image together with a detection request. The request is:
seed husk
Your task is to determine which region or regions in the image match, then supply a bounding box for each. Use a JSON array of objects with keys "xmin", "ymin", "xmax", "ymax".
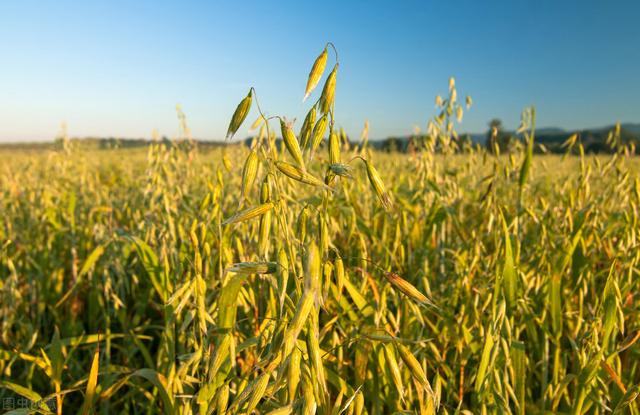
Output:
[
  {"xmin": 309, "ymin": 114, "xmax": 328, "ymax": 157},
  {"xmin": 329, "ymin": 132, "xmax": 341, "ymax": 164},
  {"xmin": 215, "ymin": 384, "xmax": 230, "ymax": 415},
  {"xmin": 246, "ymin": 372, "xmax": 270, "ymax": 414},
  {"xmin": 283, "ymin": 291, "xmax": 314, "ymax": 356},
  {"xmin": 383, "ymin": 343, "xmax": 404, "ymax": 397},
  {"xmin": 241, "ymin": 150, "xmax": 259, "ymax": 200},
  {"xmin": 319, "ymin": 64, "xmax": 338, "ymax": 114},
  {"xmin": 304, "ymin": 47, "xmax": 328, "ymax": 101},
  {"xmin": 364, "ymin": 159, "xmax": 393, "ymax": 210},
  {"xmin": 334, "ymin": 254, "xmax": 344, "ymax": 300},
  {"xmin": 275, "ymin": 161, "xmax": 328, "ymax": 188},
  {"xmin": 300, "ymin": 106, "xmax": 317, "ymax": 149},
  {"xmin": 383, "ymin": 271, "xmax": 435, "ymax": 307},
  {"xmin": 396, "ymin": 343, "xmax": 431, "ymax": 389},
  {"xmin": 223, "ymin": 202, "xmax": 274, "ymax": 225},
  {"xmin": 226, "ymin": 89, "xmax": 252, "ymax": 140},
  {"xmin": 304, "ymin": 242, "xmax": 322, "ymax": 299},
  {"xmin": 280, "ymin": 118, "xmax": 305, "ymax": 168}
]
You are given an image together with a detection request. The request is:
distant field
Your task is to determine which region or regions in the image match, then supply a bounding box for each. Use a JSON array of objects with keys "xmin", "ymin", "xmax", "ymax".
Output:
[{"xmin": 1, "ymin": 142, "xmax": 639, "ymax": 414}]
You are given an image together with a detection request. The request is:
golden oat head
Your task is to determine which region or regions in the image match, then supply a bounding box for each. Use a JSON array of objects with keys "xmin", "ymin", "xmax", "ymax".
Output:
[
  {"xmin": 226, "ymin": 89, "xmax": 252, "ymax": 140},
  {"xmin": 223, "ymin": 202, "xmax": 274, "ymax": 225},
  {"xmin": 303, "ymin": 47, "xmax": 328, "ymax": 102},
  {"xmin": 319, "ymin": 64, "xmax": 338, "ymax": 115},
  {"xmin": 275, "ymin": 161, "xmax": 328, "ymax": 188},
  {"xmin": 280, "ymin": 118, "xmax": 305, "ymax": 169}
]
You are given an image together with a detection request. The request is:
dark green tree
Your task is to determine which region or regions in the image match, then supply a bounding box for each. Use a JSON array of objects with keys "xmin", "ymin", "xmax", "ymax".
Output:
[{"xmin": 486, "ymin": 118, "xmax": 512, "ymax": 153}]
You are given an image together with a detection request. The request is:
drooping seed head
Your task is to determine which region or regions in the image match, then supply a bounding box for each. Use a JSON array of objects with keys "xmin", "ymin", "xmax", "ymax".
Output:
[
  {"xmin": 319, "ymin": 64, "xmax": 338, "ymax": 114},
  {"xmin": 297, "ymin": 205, "xmax": 309, "ymax": 244},
  {"xmin": 334, "ymin": 254, "xmax": 344, "ymax": 299},
  {"xmin": 258, "ymin": 210, "xmax": 271, "ymax": 257},
  {"xmin": 383, "ymin": 343, "xmax": 404, "ymax": 397},
  {"xmin": 222, "ymin": 151, "xmax": 232, "ymax": 173},
  {"xmin": 304, "ymin": 241, "xmax": 321, "ymax": 296},
  {"xmin": 280, "ymin": 118, "xmax": 305, "ymax": 168},
  {"xmin": 226, "ymin": 89, "xmax": 252, "ymax": 140},
  {"xmin": 223, "ymin": 202, "xmax": 274, "ymax": 225},
  {"xmin": 329, "ymin": 132, "xmax": 341, "ymax": 164},
  {"xmin": 215, "ymin": 384, "xmax": 229, "ymax": 415},
  {"xmin": 249, "ymin": 115, "xmax": 263, "ymax": 132},
  {"xmin": 275, "ymin": 161, "xmax": 328, "ymax": 188},
  {"xmin": 287, "ymin": 346, "xmax": 301, "ymax": 401},
  {"xmin": 310, "ymin": 114, "xmax": 328, "ymax": 155},
  {"xmin": 396, "ymin": 343, "xmax": 430, "ymax": 387},
  {"xmin": 299, "ymin": 106, "xmax": 317, "ymax": 149},
  {"xmin": 241, "ymin": 150, "xmax": 259, "ymax": 200},
  {"xmin": 383, "ymin": 271, "xmax": 436, "ymax": 307},
  {"xmin": 354, "ymin": 391, "xmax": 364, "ymax": 415},
  {"xmin": 364, "ymin": 159, "xmax": 393, "ymax": 210},
  {"xmin": 304, "ymin": 47, "xmax": 328, "ymax": 101},
  {"xmin": 283, "ymin": 291, "xmax": 314, "ymax": 356},
  {"xmin": 260, "ymin": 178, "xmax": 270, "ymax": 203},
  {"xmin": 245, "ymin": 373, "xmax": 270, "ymax": 414}
]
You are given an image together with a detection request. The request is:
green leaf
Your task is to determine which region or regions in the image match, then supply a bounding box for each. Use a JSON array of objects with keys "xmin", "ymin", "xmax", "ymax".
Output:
[
  {"xmin": 80, "ymin": 345, "xmax": 100, "ymax": 415},
  {"xmin": 126, "ymin": 236, "xmax": 170, "ymax": 302}
]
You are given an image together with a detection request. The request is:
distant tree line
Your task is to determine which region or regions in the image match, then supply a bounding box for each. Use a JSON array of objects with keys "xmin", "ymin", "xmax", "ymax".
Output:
[
  {"xmin": 2, "ymin": 121, "xmax": 638, "ymax": 154},
  {"xmin": 372, "ymin": 119, "xmax": 640, "ymax": 154}
]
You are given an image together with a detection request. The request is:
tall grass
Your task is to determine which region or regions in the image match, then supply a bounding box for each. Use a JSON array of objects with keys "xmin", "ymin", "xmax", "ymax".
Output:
[{"xmin": 1, "ymin": 45, "xmax": 640, "ymax": 414}]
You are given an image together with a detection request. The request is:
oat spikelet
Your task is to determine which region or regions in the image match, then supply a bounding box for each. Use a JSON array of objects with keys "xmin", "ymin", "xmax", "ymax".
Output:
[
  {"xmin": 288, "ymin": 345, "xmax": 301, "ymax": 400},
  {"xmin": 226, "ymin": 89, "xmax": 252, "ymax": 140},
  {"xmin": 319, "ymin": 64, "xmax": 338, "ymax": 114},
  {"xmin": 304, "ymin": 47, "xmax": 328, "ymax": 101},
  {"xmin": 309, "ymin": 114, "xmax": 328, "ymax": 156},
  {"xmin": 334, "ymin": 254, "xmax": 345, "ymax": 300},
  {"xmin": 329, "ymin": 132, "xmax": 341, "ymax": 164},
  {"xmin": 241, "ymin": 150, "xmax": 259, "ymax": 201},
  {"xmin": 223, "ymin": 202, "xmax": 274, "ymax": 225},
  {"xmin": 258, "ymin": 179, "xmax": 271, "ymax": 256},
  {"xmin": 246, "ymin": 373, "xmax": 270, "ymax": 414},
  {"xmin": 222, "ymin": 151, "xmax": 232, "ymax": 173},
  {"xmin": 275, "ymin": 161, "xmax": 329, "ymax": 188},
  {"xmin": 215, "ymin": 384, "xmax": 229, "ymax": 415},
  {"xmin": 249, "ymin": 115, "xmax": 264, "ymax": 131},
  {"xmin": 383, "ymin": 271, "xmax": 435, "ymax": 306},
  {"xmin": 383, "ymin": 343, "xmax": 404, "ymax": 397},
  {"xmin": 396, "ymin": 343, "xmax": 431, "ymax": 388},
  {"xmin": 283, "ymin": 291, "xmax": 314, "ymax": 357},
  {"xmin": 364, "ymin": 159, "xmax": 393, "ymax": 210},
  {"xmin": 304, "ymin": 241, "xmax": 321, "ymax": 300},
  {"xmin": 299, "ymin": 106, "xmax": 317, "ymax": 149},
  {"xmin": 280, "ymin": 118, "xmax": 305, "ymax": 168}
]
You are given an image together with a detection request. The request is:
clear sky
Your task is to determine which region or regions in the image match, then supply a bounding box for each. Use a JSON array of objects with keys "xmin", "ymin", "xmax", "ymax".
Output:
[{"xmin": 1, "ymin": 0, "xmax": 638, "ymax": 142}]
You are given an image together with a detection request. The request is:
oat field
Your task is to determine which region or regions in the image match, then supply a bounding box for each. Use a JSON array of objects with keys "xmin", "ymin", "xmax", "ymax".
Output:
[{"xmin": 1, "ymin": 46, "xmax": 640, "ymax": 414}]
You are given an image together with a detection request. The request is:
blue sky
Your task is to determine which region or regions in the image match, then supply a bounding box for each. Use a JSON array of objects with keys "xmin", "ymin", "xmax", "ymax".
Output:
[{"xmin": 0, "ymin": 0, "xmax": 638, "ymax": 141}]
